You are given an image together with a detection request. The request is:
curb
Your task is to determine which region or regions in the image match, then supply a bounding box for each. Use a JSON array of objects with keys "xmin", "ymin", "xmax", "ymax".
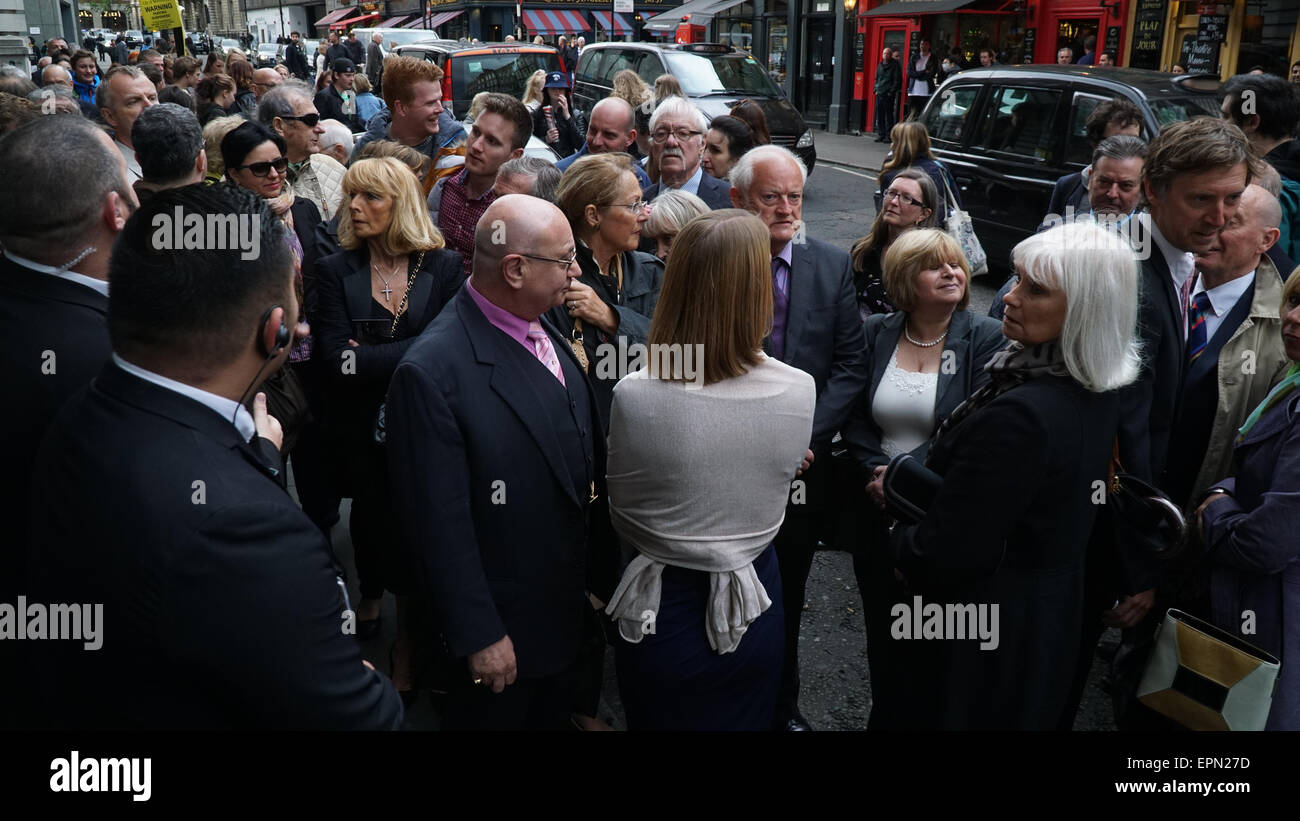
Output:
[{"xmin": 816, "ymin": 158, "xmax": 883, "ymax": 177}]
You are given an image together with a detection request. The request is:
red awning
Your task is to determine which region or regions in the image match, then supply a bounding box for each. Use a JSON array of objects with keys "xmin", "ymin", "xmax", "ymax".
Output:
[
  {"xmin": 377, "ymin": 15, "xmax": 410, "ymax": 27},
  {"xmin": 522, "ymin": 9, "xmax": 591, "ymax": 35},
  {"xmin": 592, "ymin": 11, "xmax": 633, "ymax": 36},
  {"xmin": 313, "ymin": 7, "xmax": 353, "ymax": 28},
  {"xmin": 330, "ymin": 12, "xmax": 381, "ymax": 30},
  {"xmin": 404, "ymin": 10, "xmax": 465, "ymax": 29}
]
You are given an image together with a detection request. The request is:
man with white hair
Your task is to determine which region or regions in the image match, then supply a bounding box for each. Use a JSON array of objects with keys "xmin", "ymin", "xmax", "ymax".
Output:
[
  {"xmin": 555, "ymin": 96, "xmax": 651, "ymax": 187},
  {"xmin": 730, "ymin": 144, "xmax": 867, "ymax": 731},
  {"xmin": 365, "ymin": 33, "xmax": 385, "ymax": 94},
  {"xmin": 318, "ymin": 118, "xmax": 354, "ymax": 166},
  {"xmin": 641, "ymin": 96, "xmax": 731, "ymax": 209}
]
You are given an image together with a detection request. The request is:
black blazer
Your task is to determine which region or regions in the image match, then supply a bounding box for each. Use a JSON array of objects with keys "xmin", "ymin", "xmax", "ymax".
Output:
[
  {"xmin": 905, "ymin": 51, "xmax": 940, "ymax": 96},
  {"xmin": 842, "ymin": 309, "xmax": 1006, "ymax": 473},
  {"xmin": 386, "ymin": 286, "xmax": 610, "ymax": 679},
  {"xmin": 891, "ymin": 374, "xmax": 1119, "ymax": 729},
  {"xmin": 0, "ymin": 256, "xmax": 111, "ymax": 591},
  {"xmin": 768, "ymin": 236, "xmax": 869, "ymax": 449},
  {"xmin": 643, "ymin": 172, "xmax": 733, "ymax": 211},
  {"xmin": 1118, "ymin": 235, "xmax": 1186, "ymax": 484},
  {"xmin": 23, "ymin": 362, "xmax": 403, "ymax": 729}
]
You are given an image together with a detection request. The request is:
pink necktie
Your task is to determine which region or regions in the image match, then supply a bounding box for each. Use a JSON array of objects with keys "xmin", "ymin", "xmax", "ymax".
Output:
[
  {"xmin": 1178, "ymin": 272, "xmax": 1195, "ymax": 338},
  {"xmin": 527, "ymin": 321, "xmax": 565, "ymax": 386}
]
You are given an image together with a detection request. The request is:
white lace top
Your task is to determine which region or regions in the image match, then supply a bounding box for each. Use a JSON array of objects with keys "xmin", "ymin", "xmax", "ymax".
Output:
[{"xmin": 872, "ymin": 347, "xmax": 938, "ymax": 460}]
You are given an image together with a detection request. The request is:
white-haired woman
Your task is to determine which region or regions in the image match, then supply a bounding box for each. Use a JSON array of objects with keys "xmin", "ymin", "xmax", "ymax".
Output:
[
  {"xmin": 882, "ymin": 221, "xmax": 1141, "ymax": 729},
  {"xmin": 642, "ymin": 188, "xmax": 708, "ymax": 262}
]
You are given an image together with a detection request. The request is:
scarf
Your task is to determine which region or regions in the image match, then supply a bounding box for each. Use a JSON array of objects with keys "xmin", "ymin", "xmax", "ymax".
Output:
[
  {"xmin": 931, "ymin": 340, "xmax": 1069, "ymax": 448},
  {"xmin": 1237, "ymin": 362, "xmax": 1300, "ymax": 443}
]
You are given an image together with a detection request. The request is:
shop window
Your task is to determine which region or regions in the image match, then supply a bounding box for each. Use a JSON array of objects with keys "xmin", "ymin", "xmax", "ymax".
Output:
[
  {"xmin": 1235, "ymin": 0, "xmax": 1300, "ymax": 76},
  {"xmin": 922, "ymin": 84, "xmax": 979, "ymax": 144},
  {"xmin": 976, "ymin": 86, "xmax": 1063, "ymax": 162},
  {"xmin": 718, "ymin": 18, "xmax": 753, "ymax": 54},
  {"xmin": 768, "ymin": 24, "xmax": 788, "ymax": 84}
]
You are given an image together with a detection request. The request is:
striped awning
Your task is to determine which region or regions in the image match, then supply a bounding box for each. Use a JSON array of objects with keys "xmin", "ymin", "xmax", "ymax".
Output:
[
  {"xmin": 377, "ymin": 15, "xmax": 410, "ymax": 27},
  {"xmin": 313, "ymin": 7, "xmax": 353, "ymax": 28},
  {"xmin": 592, "ymin": 11, "xmax": 633, "ymax": 36},
  {"xmin": 404, "ymin": 10, "xmax": 464, "ymax": 28},
  {"xmin": 330, "ymin": 12, "xmax": 380, "ymax": 30},
  {"xmin": 523, "ymin": 9, "xmax": 591, "ymax": 35}
]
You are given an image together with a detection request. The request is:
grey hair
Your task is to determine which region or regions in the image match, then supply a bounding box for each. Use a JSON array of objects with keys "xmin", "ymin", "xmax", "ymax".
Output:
[
  {"xmin": 28, "ymin": 85, "xmax": 75, "ymax": 102},
  {"xmin": 644, "ymin": 188, "xmax": 708, "ymax": 239},
  {"xmin": 1253, "ymin": 162, "xmax": 1282, "ymax": 198},
  {"xmin": 95, "ymin": 65, "xmax": 145, "ymax": 110},
  {"xmin": 729, "ymin": 144, "xmax": 808, "ymax": 196},
  {"xmin": 1092, "ymin": 134, "xmax": 1147, "ymax": 167},
  {"xmin": 499, "ymin": 156, "xmax": 561, "ymax": 201},
  {"xmin": 40, "ymin": 64, "xmax": 72, "ymax": 85},
  {"xmin": 318, "ymin": 118, "xmax": 354, "ymax": 161},
  {"xmin": 0, "ymin": 116, "xmax": 126, "ymax": 260},
  {"xmin": 648, "ymin": 95, "xmax": 708, "ymax": 135},
  {"xmin": 1011, "ymin": 221, "xmax": 1141, "ymax": 392},
  {"xmin": 257, "ymin": 80, "xmax": 313, "ymax": 125},
  {"xmin": 133, "ymin": 103, "xmax": 205, "ymax": 184}
]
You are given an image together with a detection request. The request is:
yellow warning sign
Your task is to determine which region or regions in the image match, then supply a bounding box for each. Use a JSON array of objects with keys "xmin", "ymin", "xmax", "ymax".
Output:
[{"xmin": 140, "ymin": 0, "xmax": 184, "ymax": 31}]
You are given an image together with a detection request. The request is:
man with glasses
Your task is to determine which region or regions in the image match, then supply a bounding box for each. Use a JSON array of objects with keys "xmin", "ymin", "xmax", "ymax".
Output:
[
  {"xmin": 730, "ymin": 145, "xmax": 867, "ymax": 732},
  {"xmin": 314, "ymin": 57, "xmax": 362, "ymax": 133},
  {"xmin": 258, "ymin": 81, "xmax": 346, "ymax": 220},
  {"xmin": 641, "ymin": 96, "xmax": 733, "ymax": 210},
  {"xmin": 387, "ymin": 194, "xmax": 606, "ymax": 730},
  {"xmin": 251, "ymin": 67, "xmax": 282, "ymax": 102}
]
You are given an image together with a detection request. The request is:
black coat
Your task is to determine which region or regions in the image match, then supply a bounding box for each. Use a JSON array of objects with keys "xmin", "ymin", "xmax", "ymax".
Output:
[
  {"xmin": 842, "ymin": 309, "xmax": 1006, "ymax": 473},
  {"xmin": 891, "ymin": 374, "xmax": 1119, "ymax": 729},
  {"xmin": 386, "ymin": 286, "xmax": 609, "ymax": 680},
  {"xmin": 285, "ymin": 42, "xmax": 310, "ymax": 79},
  {"xmin": 314, "ymin": 85, "xmax": 361, "ymax": 132},
  {"xmin": 0, "ymin": 255, "xmax": 110, "ymax": 604},
  {"xmin": 543, "ymin": 246, "xmax": 664, "ymax": 430},
  {"xmin": 531, "ymin": 101, "xmax": 584, "ymax": 160},
  {"xmin": 906, "ymin": 52, "xmax": 940, "ymax": 96},
  {"xmin": 24, "ymin": 362, "xmax": 404, "ymax": 729}
]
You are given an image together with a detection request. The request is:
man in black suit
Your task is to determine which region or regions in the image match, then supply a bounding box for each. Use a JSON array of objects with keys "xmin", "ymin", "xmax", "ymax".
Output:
[
  {"xmin": 24, "ymin": 184, "xmax": 403, "ymax": 730},
  {"xmin": 641, "ymin": 96, "xmax": 732, "ymax": 210},
  {"xmin": 387, "ymin": 195, "xmax": 608, "ymax": 730},
  {"xmin": 731, "ymin": 145, "xmax": 868, "ymax": 730},
  {"xmin": 0, "ymin": 116, "xmax": 135, "ymax": 730},
  {"xmin": 285, "ymin": 31, "xmax": 311, "ymax": 81}
]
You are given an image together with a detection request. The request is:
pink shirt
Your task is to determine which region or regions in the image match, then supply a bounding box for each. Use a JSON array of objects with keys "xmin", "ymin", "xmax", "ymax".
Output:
[{"xmin": 465, "ymin": 278, "xmax": 537, "ymax": 358}]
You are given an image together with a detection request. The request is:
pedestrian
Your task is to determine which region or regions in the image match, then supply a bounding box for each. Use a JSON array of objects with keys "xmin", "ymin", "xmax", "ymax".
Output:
[
  {"xmin": 285, "ymin": 31, "xmax": 310, "ymax": 80},
  {"xmin": 851, "ymin": 167, "xmax": 941, "ymax": 318},
  {"xmin": 130, "ymin": 102, "xmax": 207, "ymax": 205},
  {"xmin": 1076, "ymin": 34, "xmax": 1097, "ymax": 65},
  {"xmin": 259, "ymin": 82, "xmax": 346, "ymax": 221},
  {"xmin": 353, "ymin": 56, "xmax": 467, "ymax": 192},
  {"xmin": 554, "ymin": 97, "xmax": 652, "ymax": 187},
  {"xmin": 873, "ymin": 45, "xmax": 904, "ymax": 140},
  {"xmin": 97, "ymin": 65, "xmax": 159, "ymax": 181},
  {"xmin": 1045, "ymin": 98, "xmax": 1142, "ymax": 218},
  {"xmin": 345, "ymin": 31, "xmax": 365, "ymax": 66},
  {"xmin": 195, "ymin": 75, "xmax": 236, "ymax": 124},
  {"xmin": 531, "ymin": 71, "xmax": 584, "ymax": 161},
  {"xmin": 905, "ymin": 40, "xmax": 938, "ymax": 119},
  {"xmin": 365, "ymin": 32, "xmax": 384, "ymax": 95},
  {"xmin": 643, "ymin": 96, "xmax": 731, "ymax": 208},
  {"xmin": 702, "ymin": 114, "xmax": 755, "ymax": 180},
  {"xmin": 314, "ymin": 58, "xmax": 362, "ymax": 132},
  {"xmin": 641, "ymin": 188, "xmax": 708, "ymax": 262},
  {"xmin": 229, "ymin": 59, "xmax": 258, "ymax": 116},
  {"xmin": 352, "ymin": 73, "xmax": 386, "ymax": 126},
  {"xmin": 875, "ymin": 120, "xmax": 961, "ymax": 219}
]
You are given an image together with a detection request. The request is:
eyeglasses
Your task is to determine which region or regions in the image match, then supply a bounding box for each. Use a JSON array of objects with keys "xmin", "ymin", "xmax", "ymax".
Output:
[
  {"xmin": 650, "ymin": 128, "xmax": 703, "ymax": 144},
  {"xmin": 602, "ymin": 200, "xmax": 648, "ymax": 213},
  {"xmin": 517, "ymin": 249, "xmax": 578, "ymax": 268},
  {"xmin": 279, "ymin": 112, "xmax": 320, "ymax": 128},
  {"xmin": 883, "ymin": 189, "xmax": 925, "ymax": 208},
  {"xmin": 235, "ymin": 156, "xmax": 289, "ymax": 177}
]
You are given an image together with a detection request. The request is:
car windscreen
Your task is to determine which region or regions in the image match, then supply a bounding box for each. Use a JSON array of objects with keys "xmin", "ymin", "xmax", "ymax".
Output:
[
  {"xmin": 1147, "ymin": 96, "xmax": 1221, "ymax": 127},
  {"xmin": 221, "ymin": 40, "xmax": 241, "ymax": 50},
  {"xmin": 372, "ymin": 30, "xmax": 443, "ymax": 48},
  {"xmin": 452, "ymin": 52, "xmax": 562, "ymax": 103},
  {"xmin": 663, "ymin": 51, "xmax": 783, "ymax": 97}
]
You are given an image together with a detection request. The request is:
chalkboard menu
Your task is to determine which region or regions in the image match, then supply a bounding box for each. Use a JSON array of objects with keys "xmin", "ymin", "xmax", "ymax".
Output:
[
  {"xmin": 1129, "ymin": 0, "xmax": 1165, "ymax": 70},
  {"xmin": 909, "ymin": 29, "xmax": 920, "ymax": 61},
  {"xmin": 1021, "ymin": 28, "xmax": 1035, "ymax": 64},
  {"xmin": 1186, "ymin": 14, "xmax": 1226, "ymax": 74},
  {"xmin": 1104, "ymin": 26, "xmax": 1121, "ymax": 58}
]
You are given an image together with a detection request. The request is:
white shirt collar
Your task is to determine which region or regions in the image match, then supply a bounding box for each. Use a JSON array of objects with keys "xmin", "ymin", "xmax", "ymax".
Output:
[
  {"xmin": 672, "ymin": 165, "xmax": 705, "ymax": 197},
  {"xmin": 3, "ymin": 250, "xmax": 108, "ymax": 297},
  {"xmin": 1149, "ymin": 217, "xmax": 1195, "ymax": 290},
  {"xmin": 115, "ymin": 138, "xmax": 142, "ymax": 181},
  {"xmin": 111, "ymin": 353, "xmax": 257, "ymax": 442},
  {"xmin": 1193, "ymin": 269, "xmax": 1255, "ymax": 318}
]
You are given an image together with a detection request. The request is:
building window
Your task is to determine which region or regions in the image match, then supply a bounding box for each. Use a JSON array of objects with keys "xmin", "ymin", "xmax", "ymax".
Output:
[{"xmin": 1236, "ymin": 0, "xmax": 1300, "ymax": 76}]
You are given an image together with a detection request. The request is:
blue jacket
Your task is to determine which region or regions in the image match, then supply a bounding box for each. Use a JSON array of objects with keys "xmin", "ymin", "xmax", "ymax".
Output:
[
  {"xmin": 72, "ymin": 75, "xmax": 99, "ymax": 107},
  {"xmin": 557, "ymin": 144, "xmax": 651, "ymax": 188}
]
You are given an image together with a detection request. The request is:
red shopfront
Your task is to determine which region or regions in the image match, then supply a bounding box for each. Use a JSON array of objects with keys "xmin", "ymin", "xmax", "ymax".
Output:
[{"xmin": 855, "ymin": 0, "xmax": 1133, "ymax": 132}]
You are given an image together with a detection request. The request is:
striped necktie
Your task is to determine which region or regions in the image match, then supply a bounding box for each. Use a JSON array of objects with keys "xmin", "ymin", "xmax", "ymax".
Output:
[
  {"xmin": 527, "ymin": 321, "xmax": 565, "ymax": 386},
  {"xmin": 1187, "ymin": 291, "xmax": 1211, "ymax": 364}
]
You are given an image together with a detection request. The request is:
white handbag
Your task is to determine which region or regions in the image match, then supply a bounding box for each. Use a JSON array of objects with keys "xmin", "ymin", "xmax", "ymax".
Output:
[{"xmin": 939, "ymin": 170, "xmax": 988, "ymax": 276}]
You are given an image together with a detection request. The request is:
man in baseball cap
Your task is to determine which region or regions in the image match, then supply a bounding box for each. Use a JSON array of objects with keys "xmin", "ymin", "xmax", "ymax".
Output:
[{"xmin": 314, "ymin": 57, "xmax": 361, "ymax": 132}]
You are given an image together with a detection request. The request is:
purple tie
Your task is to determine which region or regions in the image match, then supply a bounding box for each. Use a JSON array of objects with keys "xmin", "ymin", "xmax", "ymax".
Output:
[{"xmin": 771, "ymin": 256, "xmax": 789, "ymax": 360}]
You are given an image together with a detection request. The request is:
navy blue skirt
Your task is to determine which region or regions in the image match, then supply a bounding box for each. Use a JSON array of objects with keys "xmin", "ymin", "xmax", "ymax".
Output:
[{"xmin": 614, "ymin": 543, "xmax": 785, "ymax": 731}]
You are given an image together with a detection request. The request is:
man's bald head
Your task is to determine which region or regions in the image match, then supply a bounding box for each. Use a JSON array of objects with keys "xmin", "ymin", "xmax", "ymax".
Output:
[
  {"xmin": 586, "ymin": 96, "xmax": 637, "ymax": 155},
  {"xmin": 252, "ymin": 67, "xmax": 281, "ymax": 99},
  {"xmin": 472, "ymin": 195, "xmax": 577, "ymax": 319},
  {"xmin": 41, "ymin": 64, "xmax": 72, "ymax": 88},
  {"xmin": 1195, "ymin": 183, "xmax": 1281, "ymax": 283},
  {"xmin": 1245, "ymin": 182, "xmax": 1283, "ymax": 232}
]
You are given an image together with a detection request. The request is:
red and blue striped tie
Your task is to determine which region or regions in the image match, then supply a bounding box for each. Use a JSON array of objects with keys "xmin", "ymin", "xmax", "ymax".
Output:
[{"xmin": 1187, "ymin": 291, "xmax": 1211, "ymax": 363}]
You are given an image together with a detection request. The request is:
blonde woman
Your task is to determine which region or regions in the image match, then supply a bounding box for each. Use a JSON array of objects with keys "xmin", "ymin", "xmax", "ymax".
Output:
[
  {"xmin": 314, "ymin": 157, "xmax": 464, "ymax": 704},
  {"xmin": 201, "ymin": 114, "xmax": 246, "ymax": 184},
  {"xmin": 605, "ymin": 210, "xmax": 816, "ymax": 729},
  {"xmin": 521, "ymin": 69, "xmax": 546, "ymax": 112},
  {"xmin": 612, "ymin": 69, "xmax": 653, "ymax": 158}
]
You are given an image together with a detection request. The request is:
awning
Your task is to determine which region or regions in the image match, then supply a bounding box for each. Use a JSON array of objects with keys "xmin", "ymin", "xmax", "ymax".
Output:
[
  {"xmin": 330, "ymin": 12, "xmax": 380, "ymax": 30},
  {"xmin": 859, "ymin": 0, "xmax": 978, "ymax": 17},
  {"xmin": 592, "ymin": 11, "xmax": 634, "ymax": 36},
  {"xmin": 644, "ymin": 0, "xmax": 747, "ymax": 31},
  {"xmin": 377, "ymin": 15, "xmax": 410, "ymax": 27},
  {"xmin": 522, "ymin": 9, "xmax": 591, "ymax": 35},
  {"xmin": 313, "ymin": 7, "xmax": 353, "ymax": 28},
  {"xmin": 404, "ymin": 10, "xmax": 464, "ymax": 29}
]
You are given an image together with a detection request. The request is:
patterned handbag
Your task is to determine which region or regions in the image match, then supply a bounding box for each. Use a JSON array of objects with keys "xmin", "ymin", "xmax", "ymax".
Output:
[{"xmin": 940, "ymin": 169, "xmax": 988, "ymax": 276}]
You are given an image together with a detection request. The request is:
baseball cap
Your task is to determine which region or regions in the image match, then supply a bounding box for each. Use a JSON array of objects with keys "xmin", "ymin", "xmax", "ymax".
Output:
[
  {"xmin": 332, "ymin": 57, "xmax": 357, "ymax": 73},
  {"xmin": 544, "ymin": 71, "xmax": 569, "ymax": 89}
]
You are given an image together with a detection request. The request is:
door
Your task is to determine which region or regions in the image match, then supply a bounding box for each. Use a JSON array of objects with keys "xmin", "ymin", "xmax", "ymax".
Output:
[
  {"xmin": 869, "ymin": 23, "xmax": 908, "ymax": 133},
  {"xmin": 799, "ymin": 18, "xmax": 835, "ymax": 125},
  {"xmin": 1055, "ymin": 17, "xmax": 1101, "ymax": 63}
]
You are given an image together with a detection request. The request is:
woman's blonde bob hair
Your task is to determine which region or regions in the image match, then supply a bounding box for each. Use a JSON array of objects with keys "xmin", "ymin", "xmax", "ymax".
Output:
[
  {"xmin": 337, "ymin": 157, "xmax": 445, "ymax": 255},
  {"xmin": 555, "ymin": 152, "xmax": 637, "ymax": 236},
  {"xmin": 881, "ymin": 228, "xmax": 971, "ymax": 313},
  {"xmin": 1011, "ymin": 221, "xmax": 1141, "ymax": 392},
  {"xmin": 649, "ymin": 209, "xmax": 773, "ymax": 385}
]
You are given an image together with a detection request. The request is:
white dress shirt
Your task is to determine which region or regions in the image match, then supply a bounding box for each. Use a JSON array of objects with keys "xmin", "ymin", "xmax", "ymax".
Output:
[
  {"xmin": 1149, "ymin": 218, "xmax": 1196, "ymax": 340},
  {"xmin": 4, "ymin": 250, "xmax": 108, "ymax": 297},
  {"xmin": 115, "ymin": 138, "xmax": 142, "ymax": 181},
  {"xmin": 1191, "ymin": 270, "xmax": 1255, "ymax": 347},
  {"xmin": 112, "ymin": 353, "xmax": 257, "ymax": 442}
]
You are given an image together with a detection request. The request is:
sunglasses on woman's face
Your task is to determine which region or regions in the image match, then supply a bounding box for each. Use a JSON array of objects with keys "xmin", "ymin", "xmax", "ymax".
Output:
[{"xmin": 236, "ymin": 156, "xmax": 289, "ymax": 177}]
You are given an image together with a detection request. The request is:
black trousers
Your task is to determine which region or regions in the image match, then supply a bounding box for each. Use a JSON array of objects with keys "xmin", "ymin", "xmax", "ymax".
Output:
[
  {"xmin": 773, "ymin": 513, "xmax": 818, "ymax": 723},
  {"xmin": 874, "ymin": 92, "xmax": 897, "ymax": 139}
]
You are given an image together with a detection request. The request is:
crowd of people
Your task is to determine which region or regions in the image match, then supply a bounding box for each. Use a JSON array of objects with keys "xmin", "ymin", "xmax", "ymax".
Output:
[{"xmin": 1, "ymin": 28, "xmax": 1298, "ymax": 734}]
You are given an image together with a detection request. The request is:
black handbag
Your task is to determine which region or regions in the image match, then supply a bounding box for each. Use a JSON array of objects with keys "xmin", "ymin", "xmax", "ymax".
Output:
[
  {"xmin": 881, "ymin": 452, "xmax": 943, "ymax": 525},
  {"xmin": 1106, "ymin": 440, "xmax": 1188, "ymax": 560}
]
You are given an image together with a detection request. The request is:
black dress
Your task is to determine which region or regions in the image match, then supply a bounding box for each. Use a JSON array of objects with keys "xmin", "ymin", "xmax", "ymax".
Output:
[{"xmin": 314, "ymin": 246, "xmax": 464, "ymax": 595}]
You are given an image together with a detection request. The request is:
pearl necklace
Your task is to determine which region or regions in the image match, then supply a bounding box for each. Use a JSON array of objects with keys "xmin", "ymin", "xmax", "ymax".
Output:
[{"xmin": 904, "ymin": 324, "xmax": 948, "ymax": 347}]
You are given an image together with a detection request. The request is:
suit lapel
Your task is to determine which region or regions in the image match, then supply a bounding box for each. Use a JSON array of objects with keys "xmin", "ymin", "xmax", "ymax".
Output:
[
  {"xmin": 934, "ymin": 310, "xmax": 971, "ymax": 412},
  {"xmin": 871, "ymin": 313, "xmax": 904, "ymax": 394},
  {"xmin": 783, "ymin": 241, "xmax": 808, "ymax": 363},
  {"xmin": 456, "ymin": 289, "xmax": 583, "ymax": 508}
]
